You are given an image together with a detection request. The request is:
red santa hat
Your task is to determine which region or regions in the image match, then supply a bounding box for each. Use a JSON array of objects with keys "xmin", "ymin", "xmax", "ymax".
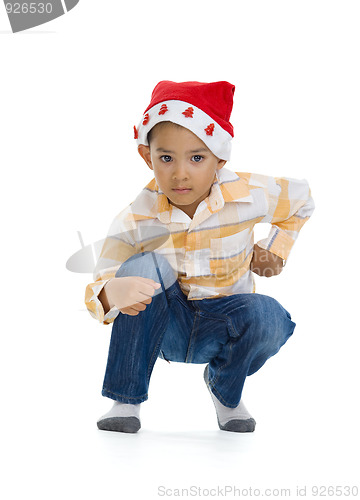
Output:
[{"xmin": 134, "ymin": 80, "xmax": 235, "ymax": 161}]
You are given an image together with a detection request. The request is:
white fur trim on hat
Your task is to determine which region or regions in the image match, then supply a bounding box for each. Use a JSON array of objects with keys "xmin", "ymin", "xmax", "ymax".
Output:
[{"xmin": 135, "ymin": 100, "xmax": 232, "ymax": 161}]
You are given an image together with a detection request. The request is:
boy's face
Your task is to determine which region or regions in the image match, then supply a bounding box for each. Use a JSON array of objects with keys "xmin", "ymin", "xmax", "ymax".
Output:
[{"xmin": 138, "ymin": 123, "xmax": 227, "ymax": 219}]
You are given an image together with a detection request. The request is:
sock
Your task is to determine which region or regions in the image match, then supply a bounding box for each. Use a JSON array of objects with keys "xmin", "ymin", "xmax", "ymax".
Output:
[
  {"xmin": 97, "ymin": 401, "xmax": 141, "ymax": 433},
  {"xmin": 203, "ymin": 364, "xmax": 256, "ymax": 433}
]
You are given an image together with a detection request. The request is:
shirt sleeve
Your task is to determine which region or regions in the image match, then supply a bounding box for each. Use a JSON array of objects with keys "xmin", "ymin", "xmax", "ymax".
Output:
[
  {"xmin": 84, "ymin": 209, "xmax": 139, "ymax": 325},
  {"xmin": 255, "ymin": 175, "xmax": 315, "ymax": 261}
]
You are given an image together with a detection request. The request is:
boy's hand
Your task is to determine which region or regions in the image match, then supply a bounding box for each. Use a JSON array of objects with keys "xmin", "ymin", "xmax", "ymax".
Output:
[
  {"xmin": 103, "ymin": 276, "xmax": 161, "ymax": 316},
  {"xmin": 250, "ymin": 243, "xmax": 285, "ymax": 277}
]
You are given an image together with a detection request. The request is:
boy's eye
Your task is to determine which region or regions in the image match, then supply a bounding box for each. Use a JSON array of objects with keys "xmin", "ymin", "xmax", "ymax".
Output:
[
  {"xmin": 160, "ymin": 155, "xmax": 172, "ymax": 163},
  {"xmin": 191, "ymin": 155, "xmax": 203, "ymax": 162}
]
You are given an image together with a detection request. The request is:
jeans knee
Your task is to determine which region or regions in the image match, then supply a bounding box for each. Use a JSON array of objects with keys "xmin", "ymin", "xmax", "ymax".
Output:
[
  {"xmin": 115, "ymin": 251, "xmax": 177, "ymax": 290},
  {"xmin": 252, "ymin": 294, "xmax": 295, "ymax": 345},
  {"xmin": 231, "ymin": 294, "xmax": 294, "ymax": 346}
]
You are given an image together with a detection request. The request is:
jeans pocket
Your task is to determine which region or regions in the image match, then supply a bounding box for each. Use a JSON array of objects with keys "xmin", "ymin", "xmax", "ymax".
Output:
[{"xmin": 226, "ymin": 317, "xmax": 242, "ymax": 339}]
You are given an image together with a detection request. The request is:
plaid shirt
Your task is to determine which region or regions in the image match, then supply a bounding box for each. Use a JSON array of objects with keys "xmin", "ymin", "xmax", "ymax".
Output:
[{"xmin": 85, "ymin": 167, "xmax": 315, "ymax": 325}]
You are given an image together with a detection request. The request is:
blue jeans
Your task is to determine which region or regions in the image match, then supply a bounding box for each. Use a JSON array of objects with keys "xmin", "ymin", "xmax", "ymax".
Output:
[{"xmin": 102, "ymin": 252, "xmax": 296, "ymax": 408}]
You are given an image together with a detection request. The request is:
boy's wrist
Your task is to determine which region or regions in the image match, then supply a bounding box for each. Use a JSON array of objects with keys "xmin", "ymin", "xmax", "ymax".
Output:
[
  {"xmin": 99, "ymin": 279, "xmax": 115, "ymax": 314},
  {"xmin": 104, "ymin": 279, "xmax": 116, "ymax": 309}
]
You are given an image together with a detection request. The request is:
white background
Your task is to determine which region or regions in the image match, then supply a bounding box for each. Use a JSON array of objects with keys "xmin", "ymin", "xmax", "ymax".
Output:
[{"xmin": 1, "ymin": 1, "xmax": 359, "ymax": 498}]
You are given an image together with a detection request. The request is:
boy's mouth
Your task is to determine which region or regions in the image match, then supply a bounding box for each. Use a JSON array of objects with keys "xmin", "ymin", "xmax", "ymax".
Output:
[{"xmin": 172, "ymin": 187, "xmax": 192, "ymax": 193}]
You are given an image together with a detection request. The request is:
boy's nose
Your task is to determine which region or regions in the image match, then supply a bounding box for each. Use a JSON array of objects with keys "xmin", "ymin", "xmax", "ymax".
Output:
[{"xmin": 172, "ymin": 161, "xmax": 189, "ymax": 179}]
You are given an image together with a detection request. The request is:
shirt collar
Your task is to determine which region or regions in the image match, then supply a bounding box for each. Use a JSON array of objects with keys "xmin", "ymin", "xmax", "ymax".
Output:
[{"xmin": 125, "ymin": 167, "xmax": 253, "ymax": 224}]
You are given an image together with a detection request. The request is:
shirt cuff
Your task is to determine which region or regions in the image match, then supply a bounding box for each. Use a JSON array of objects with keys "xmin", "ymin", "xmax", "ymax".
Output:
[
  {"xmin": 103, "ymin": 306, "xmax": 120, "ymax": 325},
  {"xmin": 256, "ymin": 226, "xmax": 294, "ymax": 261},
  {"xmin": 86, "ymin": 279, "xmax": 119, "ymax": 325}
]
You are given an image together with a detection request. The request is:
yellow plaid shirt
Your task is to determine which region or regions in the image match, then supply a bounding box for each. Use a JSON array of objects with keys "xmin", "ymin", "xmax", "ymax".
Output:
[{"xmin": 85, "ymin": 167, "xmax": 315, "ymax": 325}]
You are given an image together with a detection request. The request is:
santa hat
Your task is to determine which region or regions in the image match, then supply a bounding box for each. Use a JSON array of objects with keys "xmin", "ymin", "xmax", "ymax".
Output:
[{"xmin": 134, "ymin": 80, "xmax": 235, "ymax": 161}]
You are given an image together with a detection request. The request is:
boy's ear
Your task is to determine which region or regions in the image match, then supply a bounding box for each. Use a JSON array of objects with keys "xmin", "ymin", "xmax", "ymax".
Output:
[
  {"xmin": 138, "ymin": 144, "xmax": 153, "ymax": 170},
  {"xmin": 217, "ymin": 159, "xmax": 227, "ymax": 170}
]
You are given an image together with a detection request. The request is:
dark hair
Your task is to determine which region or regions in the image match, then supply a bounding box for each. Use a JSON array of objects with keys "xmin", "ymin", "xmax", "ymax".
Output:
[{"xmin": 147, "ymin": 121, "xmax": 184, "ymax": 146}]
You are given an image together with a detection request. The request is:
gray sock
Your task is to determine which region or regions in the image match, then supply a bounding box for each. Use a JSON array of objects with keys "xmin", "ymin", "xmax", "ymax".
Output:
[
  {"xmin": 204, "ymin": 365, "xmax": 256, "ymax": 433},
  {"xmin": 97, "ymin": 401, "xmax": 141, "ymax": 433}
]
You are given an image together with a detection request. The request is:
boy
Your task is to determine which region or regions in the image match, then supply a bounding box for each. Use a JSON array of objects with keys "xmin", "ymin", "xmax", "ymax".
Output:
[{"xmin": 85, "ymin": 80, "xmax": 315, "ymax": 434}]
